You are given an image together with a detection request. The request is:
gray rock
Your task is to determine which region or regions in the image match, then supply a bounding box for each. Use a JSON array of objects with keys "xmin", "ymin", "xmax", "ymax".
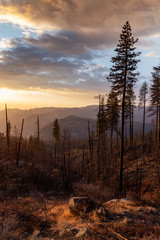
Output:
[{"xmin": 69, "ymin": 197, "xmax": 97, "ymax": 213}]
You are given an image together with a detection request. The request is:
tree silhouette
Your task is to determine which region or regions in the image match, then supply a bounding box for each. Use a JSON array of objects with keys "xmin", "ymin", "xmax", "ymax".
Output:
[
  {"xmin": 107, "ymin": 21, "xmax": 140, "ymax": 195},
  {"xmin": 52, "ymin": 118, "xmax": 60, "ymax": 159},
  {"xmin": 150, "ymin": 65, "xmax": 160, "ymax": 148}
]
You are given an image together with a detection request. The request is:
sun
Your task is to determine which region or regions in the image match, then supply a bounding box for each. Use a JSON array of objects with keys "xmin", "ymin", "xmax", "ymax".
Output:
[
  {"xmin": 0, "ymin": 88, "xmax": 30, "ymax": 109},
  {"xmin": 0, "ymin": 88, "xmax": 15, "ymax": 102}
]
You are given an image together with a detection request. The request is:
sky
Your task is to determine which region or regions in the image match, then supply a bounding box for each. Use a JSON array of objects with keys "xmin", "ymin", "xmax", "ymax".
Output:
[{"xmin": 0, "ymin": 0, "xmax": 160, "ymax": 109}]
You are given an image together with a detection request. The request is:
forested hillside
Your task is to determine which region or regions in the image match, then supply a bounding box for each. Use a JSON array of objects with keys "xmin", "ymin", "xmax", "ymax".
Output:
[{"xmin": 0, "ymin": 106, "xmax": 153, "ymax": 138}]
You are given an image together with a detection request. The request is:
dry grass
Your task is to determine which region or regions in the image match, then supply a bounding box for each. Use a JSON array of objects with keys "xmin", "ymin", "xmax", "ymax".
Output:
[
  {"xmin": 103, "ymin": 198, "xmax": 160, "ymax": 240},
  {"xmin": 0, "ymin": 195, "xmax": 160, "ymax": 239},
  {"xmin": 73, "ymin": 182, "xmax": 114, "ymax": 203}
]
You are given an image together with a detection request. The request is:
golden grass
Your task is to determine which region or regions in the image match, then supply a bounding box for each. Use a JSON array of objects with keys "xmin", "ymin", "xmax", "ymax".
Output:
[{"xmin": 1, "ymin": 195, "xmax": 160, "ymax": 240}]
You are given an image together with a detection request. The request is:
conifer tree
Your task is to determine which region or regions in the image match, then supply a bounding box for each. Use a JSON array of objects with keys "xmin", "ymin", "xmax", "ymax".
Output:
[
  {"xmin": 150, "ymin": 65, "xmax": 160, "ymax": 148},
  {"xmin": 107, "ymin": 21, "xmax": 140, "ymax": 194},
  {"xmin": 52, "ymin": 118, "xmax": 60, "ymax": 158}
]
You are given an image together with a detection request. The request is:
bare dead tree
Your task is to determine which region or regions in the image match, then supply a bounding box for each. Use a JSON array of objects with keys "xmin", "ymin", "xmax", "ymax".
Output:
[
  {"xmin": 17, "ymin": 119, "xmax": 24, "ymax": 166},
  {"xmin": 37, "ymin": 115, "xmax": 40, "ymax": 145},
  {"xmin": 5, "ymin": 104, "xmax": 10, "ymax": 155}
]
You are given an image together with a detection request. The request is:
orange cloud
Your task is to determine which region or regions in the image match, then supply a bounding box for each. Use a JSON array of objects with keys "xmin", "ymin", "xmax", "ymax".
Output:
[{"xmin": 0, "ymin": 0, "xmax": 160, "ymax": 38}]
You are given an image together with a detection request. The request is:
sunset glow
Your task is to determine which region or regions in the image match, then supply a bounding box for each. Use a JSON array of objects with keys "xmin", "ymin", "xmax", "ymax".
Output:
[
  {"xmin": 0, "ymin": 88, "xmax": 100, "ymax": 109},
  {"xmin": 0, "ymin": 0, "xmax": 160, "ymax": 108}
]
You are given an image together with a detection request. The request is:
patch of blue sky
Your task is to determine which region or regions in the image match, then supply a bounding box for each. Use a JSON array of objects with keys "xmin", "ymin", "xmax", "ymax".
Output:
[
  {"xmin": 0, "ymin": 22, "xmax": 37, "ymax": 41},
  {"xmin": 138, "ymin": 56, "xmax": 157, "ymax": 79},
  {"xmin": 145, "ymin": 34, "xmax": 160, "ymax": 46},
  {"xmin": 138, "ymin": 35, "xmax": 160, "ymax": 77},
  {"xmin": 0, "ymin": 22, "xmax": 22, "ymax": 39},
  {"xmin": 138, "ymin": 44, "xmax": 160, "ymax": 81},
  {"xmin": 89, "ymin": 49, "xmax": 114, "ymax": 71},
  {"xmin": 91, "ymin": 47, "xmax": 158, "ymax": 84}
]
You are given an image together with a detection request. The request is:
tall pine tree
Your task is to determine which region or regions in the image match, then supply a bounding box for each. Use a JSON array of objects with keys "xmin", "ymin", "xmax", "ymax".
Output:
[
  {"xmin": 150, "ymin": 65, "xmax": 160, "ymax": 148},
  {"xmin": 107, "ymin": 21, "xmax": 140, "ymax": 195}
]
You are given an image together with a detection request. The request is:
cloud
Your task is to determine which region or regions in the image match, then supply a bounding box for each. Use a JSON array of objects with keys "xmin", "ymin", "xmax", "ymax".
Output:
[
  {"xmin": 0, "ymin": 0, "xmax": 159, "ymax": 98},
  {"xmin": 1, "ymin": 0, "xmax": 160, "ymax": 40},
  {"xmin": 0, "ymin": 32, "xmax": 108, "ymax": 92},
  {"xmin": 0, "ymin": 0, "xmax": 160, "ymax": 52},
  {"xmin": 0, "ymin": 38, "xmax": 15, "ymax": 49},
  {"xmin": 0, "ymin": 0, "xmax": 77, "ymax": 30}
]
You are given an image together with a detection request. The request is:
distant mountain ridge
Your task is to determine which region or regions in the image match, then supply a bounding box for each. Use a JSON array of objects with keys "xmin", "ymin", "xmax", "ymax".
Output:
[
  {"xmin": 0, "ymin": 105, "xmax": 98, "ymax": 138},
  {"xmin": 40, "ymin": 116, "xmax": 97, "ymax": 140},
  {"xmin": 0, "ymin": 105, "xmax": 154, "ymax": 139}
]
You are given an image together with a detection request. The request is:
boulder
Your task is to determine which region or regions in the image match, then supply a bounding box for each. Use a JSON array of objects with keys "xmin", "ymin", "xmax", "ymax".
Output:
[{"xmin": 69, "ymin": 197, "xmax": 97, "ymax": 213}]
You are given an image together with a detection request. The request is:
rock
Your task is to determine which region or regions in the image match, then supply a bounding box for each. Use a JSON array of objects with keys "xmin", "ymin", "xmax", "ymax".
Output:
[
  {"xmin": 69, "ymin": 197, "xmax": 97, "ymax": 213},
  {"xmin": 120, "ymin": 198, "xmax": 131, "ymax": 203},
  {"xmin": 97, "ymin": 207, "xmax": 110, "ymax": 218},
  {"xmin": 146, "ymin": 206, "xmax": 158, "ymax": 214},
  {"xmin": 106, "ymin": 199, "xmax": 120, "ymax": 204}
]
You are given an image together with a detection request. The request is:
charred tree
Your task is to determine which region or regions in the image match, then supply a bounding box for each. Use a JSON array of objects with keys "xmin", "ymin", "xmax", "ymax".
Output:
[{"xmin": 17, "ymin": 119, "xmax": 24, "ymax": 166}]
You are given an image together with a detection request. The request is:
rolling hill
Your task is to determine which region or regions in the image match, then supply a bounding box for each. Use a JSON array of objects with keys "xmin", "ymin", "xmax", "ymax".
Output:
[{"xmin": 0, "ymin": 105, "xmax": 154, "ymax": 139}]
